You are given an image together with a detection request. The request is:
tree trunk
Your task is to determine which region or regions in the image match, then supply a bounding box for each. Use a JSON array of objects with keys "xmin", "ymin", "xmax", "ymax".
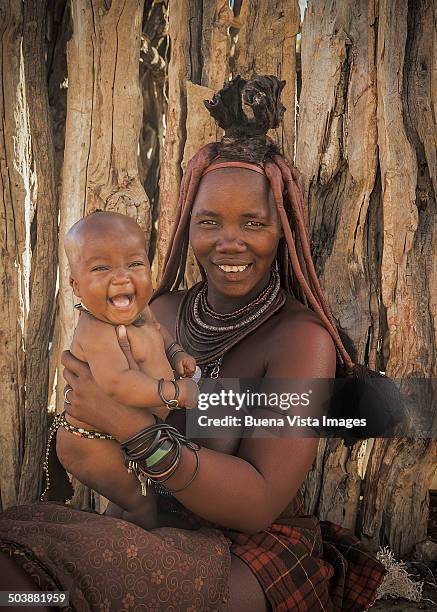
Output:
[
  {"xmin": 359, "ymin": 0, "xmax": 437, "ymax": 557},
  {"xmin": 156, "ymin": 0, "xmax": 300, "ymax": 283},
  {"xmin": 156, "ymin": 0, "xmax": 233, "ymax": 282},
  {"xmin": 0, "ymin": 0, "xmax": 57, "ymax": 508},
  {"xmin": 140, "ymin": 0, "xmax": 168, "ymax": 266},
  {"xmin": 56, "ymin": 0, "xmax": 148, "ymax": 507},
  {"xmin": 297, "ymin": 0, "xmax": 436, "ymax": 556},
  {"xmin": 0, "ymin": 0, "xmax": 26, "ymax": 511},
  {"xmin": 232, "ymin": 0, "xmax": 300, "ymax": 160}
]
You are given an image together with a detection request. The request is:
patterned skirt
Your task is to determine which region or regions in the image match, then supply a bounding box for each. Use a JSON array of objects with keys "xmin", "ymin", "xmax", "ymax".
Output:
[{"xmin": 0, "ymin": 495, "xmax": 385, "ymax": 612}]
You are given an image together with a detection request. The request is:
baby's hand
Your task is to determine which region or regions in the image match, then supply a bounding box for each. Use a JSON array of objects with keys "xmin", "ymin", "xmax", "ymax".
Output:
[
  {"xmin": 177, "ymin": 377, "xmax": 199, "ymax": 409},
  {"xmin": 173, "ymin": 352, "xmax": 197, "ymax": 378}
]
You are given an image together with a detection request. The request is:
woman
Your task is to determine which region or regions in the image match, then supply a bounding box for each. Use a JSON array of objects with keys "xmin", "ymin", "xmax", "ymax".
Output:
[{"xmin": 0, "ymin": 76, "xmax": 385, "ymax": 611}]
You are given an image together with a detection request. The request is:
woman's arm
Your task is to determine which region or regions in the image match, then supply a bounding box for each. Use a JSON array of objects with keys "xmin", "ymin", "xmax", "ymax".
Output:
[{"xmin": 61, "ymin": 316, "xmax": 335, "ymax": 533}]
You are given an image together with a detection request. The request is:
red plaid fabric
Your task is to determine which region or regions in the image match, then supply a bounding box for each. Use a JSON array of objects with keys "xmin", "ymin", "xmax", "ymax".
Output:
[
  {"xmin": 163, "ymin": 489, "xmax": 384, "ymax": 611},
  {"xmin": 158, "ymin": 490, "xmax": 385, "ymax": 611},
  {"xmin": 228, "ymin": 517, "xmax": 385, "ymax": 611}
]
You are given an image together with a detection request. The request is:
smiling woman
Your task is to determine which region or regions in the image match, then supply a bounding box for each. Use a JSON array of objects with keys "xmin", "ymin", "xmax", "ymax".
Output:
[
  {"xmin": 189, "ymin": 166, "xmax": 281, "ymax": 310},
  {"xmin": 0, "ymin": 75, "xmax": 386, "ymax": 612}
]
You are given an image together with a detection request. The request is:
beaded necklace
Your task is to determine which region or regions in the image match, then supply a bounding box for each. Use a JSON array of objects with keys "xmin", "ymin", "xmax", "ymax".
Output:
[
  {"xmin": 74, "ymin": 303, "xmax": 146, "ymax": 327},
  {"xmin": 176, "ymin": 269, "xmax": 286, "ymax": 378}
]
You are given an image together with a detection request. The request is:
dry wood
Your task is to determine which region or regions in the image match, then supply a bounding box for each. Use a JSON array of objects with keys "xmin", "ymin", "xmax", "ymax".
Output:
[
  {"xmin": 297, "ymin": 0, "xmax": 379, "ymax": 525},
  {"xmin": 19, "ymin": 0, "xmax": 58, "ymax": 503},
  {"xmin": 232, "ymin": 0, "xmax": 300, "ymax": 160},
  {"xmin": 359, "ymin": 0, "xmax": 437, "ymax": 557},
  {"xmin": 56, "ymin": 0, "xmax": 148, "ymax": 506},
  {"xmin": 155, "ymin": 1, "xmax": 190, "ymax": 280},
  {"xmin": 298, "ymin": 0, "xmax": 436, "ymax": 556},
  {"xmin": 156, "ymin": 0, "xmax": 233, "ymax": 281},
  {"xmin": 0, "ymin": 0, "xmax": 57, "ymax": 508},
  {"xmin": 0, "ymin": 0, "xmax": 26, "ymax": 511}
]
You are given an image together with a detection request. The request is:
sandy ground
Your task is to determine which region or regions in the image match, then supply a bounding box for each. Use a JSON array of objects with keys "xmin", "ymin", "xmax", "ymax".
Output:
[{"xmin": 371, "ymin": 584, "xmax": 436, "ymax": 611}]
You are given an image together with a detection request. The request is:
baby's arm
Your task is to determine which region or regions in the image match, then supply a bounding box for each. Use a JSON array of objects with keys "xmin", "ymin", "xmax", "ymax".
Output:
[
  {"xmin": 153, "ymin": 318, "xmax": 197, "ymax": 378},
  {"xmin": 78, "ymin": 318, "xmax": 198, "ymax": 409}
]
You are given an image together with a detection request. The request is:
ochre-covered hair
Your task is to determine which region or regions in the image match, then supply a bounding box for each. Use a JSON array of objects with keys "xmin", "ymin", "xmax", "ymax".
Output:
[{"xmin": 154, "ymin": 75, "xmax": 360, "ymax": 375}]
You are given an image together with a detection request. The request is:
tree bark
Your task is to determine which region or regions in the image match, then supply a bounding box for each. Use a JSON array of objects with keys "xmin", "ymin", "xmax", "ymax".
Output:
[
  {"xmin": 156, "ymin": 0, "xmax": 233, "ymax": 282},
  {"xmin": 56, "ymin": 0, "xmax": 148, "ymax": 506},
  {"xmin": 0, "ymin": 0, "xmax": 57, "ymax": 508},
  {"xmin": 0, "ymin": 0, "xmax": 26, "ymax": 511},
  {"xmin": 297, "ymin": 0, "xmax": 436, "ymax": 556},
  {"xmin": 359, "ymin": 0, "xmax": 437, "ymax": 557},
  {"xmin": 232, "ymin": 0, "xmax": 300, "ymax": 160},
  {"xmin": 297, "ymin": 0, "xmax": 379, "ymax": 525}
]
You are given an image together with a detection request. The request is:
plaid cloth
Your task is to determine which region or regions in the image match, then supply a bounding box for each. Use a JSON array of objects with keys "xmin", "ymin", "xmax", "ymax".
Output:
[
  {"xmin": 228, "ymin": 518, "xmax": 385, "ymax": 611},
  {"xmin": 160, "ymin": 491, "xmax": 386, "ymax": 611}
]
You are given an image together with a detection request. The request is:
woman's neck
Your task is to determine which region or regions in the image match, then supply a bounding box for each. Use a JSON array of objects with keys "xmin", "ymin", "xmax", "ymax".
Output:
[{"xmin": 205, "ymin": 271, "xmax": 272, "ymax": 314}]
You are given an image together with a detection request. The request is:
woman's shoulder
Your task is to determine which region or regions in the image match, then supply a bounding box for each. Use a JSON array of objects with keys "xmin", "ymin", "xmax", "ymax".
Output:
[
  {"xmin": 262, "ymin": 294, "xmax": 337, "ymax": 376},
  {"xmin": 271, "ymin": 294, "xmax": 331, "ymax": 334},
  {"xmin": 150, "ymin": 289, "xmax": 187, "ymax": 332}
]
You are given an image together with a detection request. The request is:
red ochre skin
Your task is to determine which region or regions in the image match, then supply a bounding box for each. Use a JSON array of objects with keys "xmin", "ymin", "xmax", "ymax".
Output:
[{"xmin": 1, "ymin": 170, "xmax": 336, "ymax": 612}]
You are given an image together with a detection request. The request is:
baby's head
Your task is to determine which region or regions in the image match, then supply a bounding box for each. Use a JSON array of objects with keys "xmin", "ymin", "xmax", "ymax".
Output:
[{"xmin": 65, "ymin": 211, "xmax": 152, "ymax": 325}]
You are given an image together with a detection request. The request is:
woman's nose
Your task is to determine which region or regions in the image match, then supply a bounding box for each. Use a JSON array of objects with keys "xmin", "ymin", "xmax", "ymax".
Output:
[{"xmin": 215, "ymin": 231, "xmax": 246, "ymax": 253}]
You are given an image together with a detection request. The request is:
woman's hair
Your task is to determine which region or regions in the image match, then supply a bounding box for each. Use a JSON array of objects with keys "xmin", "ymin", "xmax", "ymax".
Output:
[{"xmin": 153, "ymin": 75, "xmax": 358, "ymax": 373}]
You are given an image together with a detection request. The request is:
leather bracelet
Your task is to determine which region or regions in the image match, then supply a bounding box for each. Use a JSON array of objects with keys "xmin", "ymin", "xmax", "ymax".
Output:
[
  {"xmin": 142, "ymin": 438, "xmax": 175, "ymax": 468},
  {"xmin": 159, "ymin": 446, "xmax": 200, "ymax": 494},
  {"xmin": 120, "ymin": 415, "xmax": 162, "ymax": 450},
  {"xmin": 168, "ymin": 348, "xmax": 185, "ymax": 360},
  {"xmin": 165, "ymin": 341, "xmax": 179, "ymax": 356},
  {"xmin": 158, "ymin": 378, "xmax": 181, "ymax": 409},
  {"xmin": 138, "ymin": 439, "xmax": 182, "ymax": 478}
]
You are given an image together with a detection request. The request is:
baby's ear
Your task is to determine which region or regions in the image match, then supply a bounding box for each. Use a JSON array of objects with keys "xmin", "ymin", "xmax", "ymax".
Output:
[{"xmin": 69, "ymin": 275, "xmax": 80, "ymax": 297}]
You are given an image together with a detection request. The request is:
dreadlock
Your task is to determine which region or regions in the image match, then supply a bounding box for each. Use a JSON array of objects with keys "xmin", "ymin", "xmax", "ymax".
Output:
[{"xmin": 154, "ymin": 74, "xmax": 361, "ymax": 375}]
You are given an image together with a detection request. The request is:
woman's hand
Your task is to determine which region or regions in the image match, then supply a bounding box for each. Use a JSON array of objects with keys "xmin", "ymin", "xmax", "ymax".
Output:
[{"xmin": 61, "ymin": 351, "xmax": 154, "ymax": 441}]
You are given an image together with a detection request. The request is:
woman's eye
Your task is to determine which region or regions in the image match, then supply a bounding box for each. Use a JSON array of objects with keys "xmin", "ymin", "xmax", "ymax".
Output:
[
  {"xmin": 246, "ymin": 221, "xmax": 264, "ymax": 228},
  {"xmin": 199, "ymin": 220, "xmax": 217, "ymax": 226}
]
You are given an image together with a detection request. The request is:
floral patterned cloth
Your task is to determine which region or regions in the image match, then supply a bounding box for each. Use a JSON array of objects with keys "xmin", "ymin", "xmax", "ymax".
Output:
[
  {"xmin": 0, "ymin": 494, "xmax": 385, "ymax": 611},
  {"xmin": 0, "ymin": 502, "xmax": 231, "ymax": 612}
]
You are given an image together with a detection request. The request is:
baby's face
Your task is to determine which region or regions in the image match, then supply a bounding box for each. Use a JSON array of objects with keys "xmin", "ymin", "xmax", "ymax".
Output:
[{"xmin": 70, "ymin": 229, "xmax": 152, "ymax": 325}]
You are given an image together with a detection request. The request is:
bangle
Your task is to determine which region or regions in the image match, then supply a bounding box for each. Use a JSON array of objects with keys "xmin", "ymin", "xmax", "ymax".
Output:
[
  {"xmin": 121, "ymin": 415, "xmax": 162, "ymax": 448},
  {"xmin": 158, "ymin": 446, "xmax": 200, "ymax": 494},
  {"xmin": 140, "ymin": 441, "xmax": 182, "ymax": 479},
  {"xmin": 158, "ymin": 378, "xmax": 181, "ymax": 409},
  {"xmin": 120, "ymin": 417, "xmax": 163, "ymax": 460},
  {"xmin": 142, "ymin": 439, "xmax": 174, "ymax": 468},
  {"xmin": 165, "ymin": 341, "xmax": 178, "ymax": 355},
  {"xmin": 169, "ymin": 348, "xmax": 185, "ymax": 361},
  {"xmin": 166, "ymin": 342, "xmax": 184, "ymax": 360}
]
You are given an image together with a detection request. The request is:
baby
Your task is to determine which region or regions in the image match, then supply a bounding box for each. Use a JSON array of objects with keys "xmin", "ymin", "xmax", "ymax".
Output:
[{"xmin": 56, "ymin": 210, "xmax": 198, "ymax": 529}]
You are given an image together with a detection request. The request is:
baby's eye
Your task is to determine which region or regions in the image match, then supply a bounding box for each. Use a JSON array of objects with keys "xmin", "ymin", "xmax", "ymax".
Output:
[{"xmin": 91, "ymin": 266, "xmax": 109, "ymax": 272}]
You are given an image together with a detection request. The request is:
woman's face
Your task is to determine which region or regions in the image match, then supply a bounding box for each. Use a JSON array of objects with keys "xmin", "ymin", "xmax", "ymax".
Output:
[{"xmin": 189, "ymin": 168, "xmax": 281, "ymax": 307}]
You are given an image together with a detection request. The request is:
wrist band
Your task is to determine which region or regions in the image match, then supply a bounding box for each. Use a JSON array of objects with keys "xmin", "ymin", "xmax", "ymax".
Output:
[
  {"xmin": 158, "ymin": 446, "xmax": 200, "ymax": 494},
  {"xmin": 165, "ymin": 341, "xmax": 178, "ymax": 355},
  {"xmin": 120, "ymin": 420, "xmax": 201, "ymax": 496},
  {"xmin": 142, "ymin": 439, "xmax": 174, "ymax": 468},
  {"xmin": 158, "ymin": 378, "xmax": 180, "ymax": 409}
]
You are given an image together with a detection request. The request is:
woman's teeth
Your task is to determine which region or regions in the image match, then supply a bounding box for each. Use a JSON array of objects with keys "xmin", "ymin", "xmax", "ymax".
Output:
[{"xmin": 218, "ymin": 265, "xmax": 249, "ymax": 273}]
